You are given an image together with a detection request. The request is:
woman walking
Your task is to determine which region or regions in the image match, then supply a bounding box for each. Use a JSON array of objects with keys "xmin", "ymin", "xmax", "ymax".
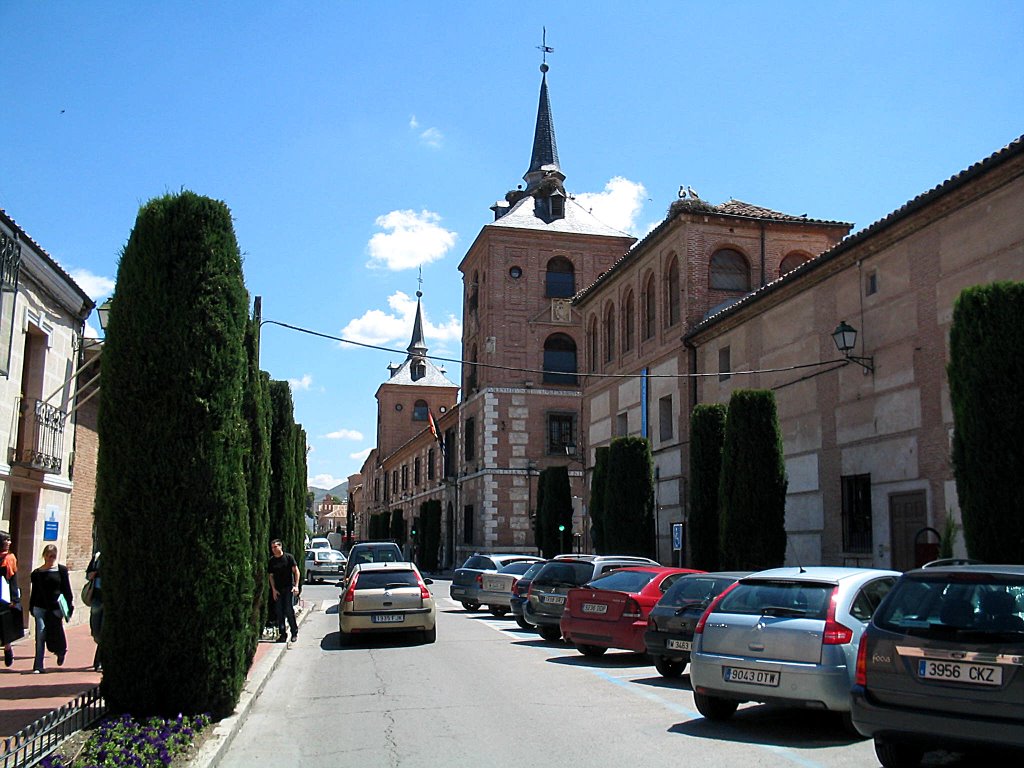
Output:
[
  {"xmin": 29, "ymin": 545, "xmax": 74, "ymax": 673},
  {"xmin": 86, "ymin": 550, "xmax": 102, "ymax": 671},
  {"xmin": 1, "ymin": 532, "xmax": 22, "ymax": 668}
]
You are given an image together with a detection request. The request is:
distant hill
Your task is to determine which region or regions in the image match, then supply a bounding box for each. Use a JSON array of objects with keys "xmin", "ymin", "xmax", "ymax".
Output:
[{"xmin": 310, "ymin": 481, "xmax": 348, "ymax": 505}]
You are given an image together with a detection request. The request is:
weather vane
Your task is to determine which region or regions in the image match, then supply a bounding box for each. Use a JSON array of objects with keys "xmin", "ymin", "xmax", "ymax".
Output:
[
  {"xmin": 537, "ymin": 27, "xmax": 553, "ymax": 69},
  {"xmin": 417, "ymin": 266, "xmax": 423, "ymax": 298}
]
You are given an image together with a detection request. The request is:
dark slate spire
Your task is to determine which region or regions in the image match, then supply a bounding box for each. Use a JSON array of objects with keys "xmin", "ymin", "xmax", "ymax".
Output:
[
  {"xmin": 523, "ymin": 61, "xmax": 565, "ymax": 194},
  {"xmin": 407, "ymin": 290, "xmax": 428, "ymax": 359}
]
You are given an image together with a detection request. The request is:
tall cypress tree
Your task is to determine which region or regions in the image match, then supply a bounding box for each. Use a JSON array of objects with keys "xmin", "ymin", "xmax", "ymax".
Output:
[
  {"xmin": 589, "ymin": 447, "xmax": 610, "ymax": 554},
  {"xmin": 689, "ymin": 404, "xmax": 727, "ymax": 571},
  {"xmin": 420, "ymin": 499, "xmax": 442, "ymax": 571},
  {"xmin": 719, "ymin": 390, "xmax": 788, "ymax": 570},
  {"xmin": 538, "ymin": 466, "xmax": 572, "ymax": 556},
  {"xmin": 96, "ymin": 191, "xmax": 251, "ymax": 717},
  {"xmin": 948, "ymin": 282, "xmax": 1024, "ymax": 562},
  {"xmin": 268, "ymin": 381, "xmax": 301, "ymax": 578},
  {"xmin": 604, "ymin": 437, "xmax": 656, "ymax": 558}
]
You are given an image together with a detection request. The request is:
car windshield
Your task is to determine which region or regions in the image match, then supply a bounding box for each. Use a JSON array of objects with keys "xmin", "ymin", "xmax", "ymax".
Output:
[
  {"xmin": 718, "ymin": 580, "xmax": 832, "ymax": 620},
  {"xmin": 498, "ymin": 560, "xmax": 538, "ymax": 576},
  {"xmin": 586, "ymin": 569, "xmax": 658, "ymax": 593},
  {"xmin": 319, "ymin": 551, "xmax": 345, "ymax": 562},
  {"xmin": 354, "ymin": 571, "xmax": 419, "ymax": 590},
  {"xmin": 519, "ymin": 562, "xmax": 546, "ymax": 581},
  {"xmin": 534, "ymin": 561, "xmax": 593, "ymax": 587},
  {"xmin": 659, "ymin": 576, "xmax": 738, "ymax": 608},
  {"xmin": 462, "ymin": 555, "xmax": 496, "ymax": 570},
  {"xmin": 873, "ymin": 572, "xmax": 1024, "ymax": 638}
]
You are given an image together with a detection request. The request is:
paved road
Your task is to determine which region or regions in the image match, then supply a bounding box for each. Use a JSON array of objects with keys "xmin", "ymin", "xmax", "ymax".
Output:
[{"xmin": 217, "ymin": 579, "xmax": 974, "ymax": 768}]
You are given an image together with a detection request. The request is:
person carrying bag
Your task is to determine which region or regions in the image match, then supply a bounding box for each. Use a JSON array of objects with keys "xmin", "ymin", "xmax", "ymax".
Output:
[
  {"xmin": 1, "ymin": 531, "xmax": 22, "ymax": 668},
  {"xmin": 29, "ymin": 544, "xmax": 74, "ymax": 673}
]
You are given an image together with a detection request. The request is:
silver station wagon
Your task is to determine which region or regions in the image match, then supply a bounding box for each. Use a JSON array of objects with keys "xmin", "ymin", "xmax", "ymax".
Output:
[
  {"xmin": 338, "ymin": 561, "xmax": 436, "ymax": 644},
  {"xmin": 689, "ymin": 566, "xmax": 899, "ymax": 728}
]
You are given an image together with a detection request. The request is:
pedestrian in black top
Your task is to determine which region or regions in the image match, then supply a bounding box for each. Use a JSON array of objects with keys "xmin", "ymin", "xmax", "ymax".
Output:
[
  {"xmin": 268, "ymin": 539, "xmax": 300, "ymax": 643},
  {"xmin": 86, "ymin": 551, "xmax": 102, "ymax": 671},
  {"xmin": 29, "ymin": 544, "xmax": 74, "ymax": 673}
]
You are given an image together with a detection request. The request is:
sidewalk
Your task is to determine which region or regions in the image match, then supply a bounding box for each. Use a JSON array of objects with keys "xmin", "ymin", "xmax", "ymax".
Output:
[{"xmin": 0, "ymin": 603, "xmax": 310, "ymax": 747}]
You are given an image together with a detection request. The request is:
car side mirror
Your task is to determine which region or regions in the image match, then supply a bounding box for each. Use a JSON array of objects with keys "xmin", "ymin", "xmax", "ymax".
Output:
[{"xmin": 423, "ymin": 578, "xmax": 434, "ymax": 585}]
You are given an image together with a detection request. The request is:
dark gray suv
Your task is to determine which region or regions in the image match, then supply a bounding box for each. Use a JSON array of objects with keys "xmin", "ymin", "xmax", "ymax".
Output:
[{"xmin": 851, "ymin": 564, "xmax": 1024, "ymax": 767}]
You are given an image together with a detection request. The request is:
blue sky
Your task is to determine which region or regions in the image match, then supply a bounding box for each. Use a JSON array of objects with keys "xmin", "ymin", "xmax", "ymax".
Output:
[{"xmin": 4, "ymin": 2, "xmax": 1023, "ymax": 489}]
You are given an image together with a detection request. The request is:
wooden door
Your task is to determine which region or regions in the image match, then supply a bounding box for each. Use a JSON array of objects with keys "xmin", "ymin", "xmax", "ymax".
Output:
[{"xmin": 889, "ymin": 491, "xmax": 927, "ymax": 571}]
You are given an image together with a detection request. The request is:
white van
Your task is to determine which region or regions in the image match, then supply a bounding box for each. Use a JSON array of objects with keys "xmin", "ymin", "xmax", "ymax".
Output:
[{"xmin": 309, "ymin": 537, "xmax": 332, "ymax": 550}]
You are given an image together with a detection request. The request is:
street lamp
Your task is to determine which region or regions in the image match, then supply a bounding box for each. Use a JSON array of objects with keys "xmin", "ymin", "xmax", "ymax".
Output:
[
  {"xmin": 831, "ymin": 321, "xmax": 874, "ymax": 373},
  {"xmin": 96, "ymin": 298, "xmax": 113, "ymax": 333}
]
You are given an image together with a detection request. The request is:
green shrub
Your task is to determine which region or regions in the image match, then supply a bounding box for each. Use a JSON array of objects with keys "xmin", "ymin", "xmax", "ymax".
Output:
[
  {"xmin": 589, "ymin": 447, "xmax": 609, "ymax": 554},
  {"xmin": 604, "ymin": 437, "xmax": 655, "ymax": 559},
  {"xmin": 948, "ymin": 282, "xmax": 1024, "ymax": 563},
  {"xmin": 689, "ymin": 404, "xmax": 727, "ymax": 571}
]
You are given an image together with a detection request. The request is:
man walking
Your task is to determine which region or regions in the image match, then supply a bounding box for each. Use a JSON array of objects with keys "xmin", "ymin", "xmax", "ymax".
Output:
[{"xmin": 268, "ymin": 539, "xmax": 300, "ymax": 643}]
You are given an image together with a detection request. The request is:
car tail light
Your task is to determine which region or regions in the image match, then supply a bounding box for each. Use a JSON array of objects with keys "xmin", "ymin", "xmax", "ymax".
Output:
[
  {"xmin": 694, "ymin": 581, "xmax": 740, "ymax": 635},
  {"xmin": 476, "ymin": 573, "xmax": 483, "ymax": 587},
  {"xmin": 416, "ymin": 572, "xmax": 431, "ymax": 600},
  {"xmin": 624, "ymin": 598, "xmax": 642, "ymax": 619},
  {"xmin": 823, "ymin": 587, "xmax": 854, "ymax": 645},
  {"xmin": 342, "ymin": 574, "xmax": 358, "ymax": 603},
  {"xmin": 855, "ymin": 634, "xmax": 869, "ymax": 687},
  {"xmin": 510, "ymin": 578, "xmax": 520, "ymax": 594},
  {"xmin": 526, "ymin": 582, "xmax": 535, "ymax": 598}
]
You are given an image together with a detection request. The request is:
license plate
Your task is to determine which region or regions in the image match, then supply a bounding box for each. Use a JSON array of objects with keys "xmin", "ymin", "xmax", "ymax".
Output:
[
  {"xmin": 582, "ymin": 603, "xmax": 608, "ymax": 614},
  {"xmin": 371, "ymin": 613, "xmax": 405, "ymax": 624},
  {"xmin": 918, "ymin": 659, "xmax": 1003, "ymax": 686},
  {"xmin": 543, "ymin": 595, "xmax": 565, "ymax": 605},
  {"xmin": 667, "ymin": 639, "xmax": 691, "ymax": 651},
  {"xmin": 450, "ymin": 587, "xmax": 465, "ymax": 596},
  {"xmin": 483, "ymin": 579, "xmax": 502, "ymax": 590},
  {"xmin": 724, "ymin": 667, "xmax": 779, "ymax": 686}
]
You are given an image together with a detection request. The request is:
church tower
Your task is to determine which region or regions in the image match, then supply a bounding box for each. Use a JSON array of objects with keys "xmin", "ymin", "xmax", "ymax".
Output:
[{"xmin": 452, "ymin": 56, "xmax": 636, "ymax": 560}]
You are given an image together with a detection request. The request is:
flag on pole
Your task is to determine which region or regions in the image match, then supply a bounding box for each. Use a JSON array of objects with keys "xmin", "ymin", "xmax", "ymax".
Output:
[{"xmin": 427, "ymin": 409, "xmax": 440, "ymax": 441}]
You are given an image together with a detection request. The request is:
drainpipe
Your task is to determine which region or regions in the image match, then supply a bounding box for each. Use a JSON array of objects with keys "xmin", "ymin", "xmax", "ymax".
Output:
[{"xmin": 759, "ymin": 222, "xmax": 767, "ymax": 287}]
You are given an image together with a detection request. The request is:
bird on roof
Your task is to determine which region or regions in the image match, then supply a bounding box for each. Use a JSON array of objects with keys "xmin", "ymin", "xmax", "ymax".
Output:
[
  {"xmin": 678, "ymin": 185, "xmax": 686, "ymax": 199},
  {"xmin": 687, "ymin": 185, "xmax": 700, "ymax": 199}
]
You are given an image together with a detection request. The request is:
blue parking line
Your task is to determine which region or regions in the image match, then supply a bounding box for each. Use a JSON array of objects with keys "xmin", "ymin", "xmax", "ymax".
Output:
[{"xmin": 587, "ymin": 669, "xmax": 828, "ymax": 768}]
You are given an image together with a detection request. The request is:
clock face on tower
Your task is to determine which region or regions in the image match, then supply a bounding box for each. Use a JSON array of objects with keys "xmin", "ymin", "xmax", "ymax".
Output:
[
  {"xmin": 509, "ymin": 266, "xmax": 523, "ymax": 279},
  {"xmin": 395, "ymin": 403, "xmax": 403, "ymax": 411}
]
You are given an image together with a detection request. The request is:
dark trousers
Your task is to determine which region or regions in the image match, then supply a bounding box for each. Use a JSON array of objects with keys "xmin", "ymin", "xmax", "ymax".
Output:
[{"xmin": 273, "ymin": 591, "xmax": 297, "ymax": 636}]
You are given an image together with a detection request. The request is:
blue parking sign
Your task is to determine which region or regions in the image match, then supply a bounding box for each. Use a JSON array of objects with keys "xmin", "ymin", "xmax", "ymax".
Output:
[{"xmin": 672, "ymin": 523, "xmax": 683, "ymax": 551}]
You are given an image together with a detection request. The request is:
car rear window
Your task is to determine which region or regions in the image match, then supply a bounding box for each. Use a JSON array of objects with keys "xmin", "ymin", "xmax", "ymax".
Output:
[
  {"xmin": 534, "ymin": 561, "xmax": 593, "ymax": 587},
  {"xmin": 874, "ymin": 572, "xmax": 1024, "ymax": 637},
  {"xmin": 498, "ymin": 560, "xmax": 538, "ymax": 576},
  {"xmin": 587, "ymin": 569, "xmax": 658, "ymax": 593},
  {"xmin": 659, "ymin": 576, "xmax": 738, "ymax": 609},
  {"xmin": 718, "ymin": 580, "xmax": 833, "ymax": 619},
  {"xmin": 318, "ymin": 551, "xmax": 344, "ymax": 562},
  {"xmin": 351, "ymin": 546, "xmax": 401, "ymax": 565},
  {"xmin": 354, "ymin": 571, "xmax": 419, "ymax": 590},
  {"xmin": 519, "ymin": 562, "xmax": 546, "ymax": 581},
  {"xmin": 463, "ymin": 555, "xmax": 496, "ymax": 570}
]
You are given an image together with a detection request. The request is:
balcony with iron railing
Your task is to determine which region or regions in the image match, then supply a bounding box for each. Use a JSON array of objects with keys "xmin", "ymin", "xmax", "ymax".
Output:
[{"xmin": 8, "ymin": 397, "xmax": 67, "ymax": 474}]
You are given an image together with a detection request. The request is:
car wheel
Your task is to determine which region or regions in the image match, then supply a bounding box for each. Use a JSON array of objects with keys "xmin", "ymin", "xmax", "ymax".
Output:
[
  {"xmin": 538, "ymin": 625, "xmax": 562, "ymax": 642},
  {"xmin": 654, "ymin": 656, "xmax": 687, "ymax": 678},
  {"xmin": 515, "ymin": 616, "xmax": 532, "ymax": 630},
  {"xmin": 488, "ymin": 606, "xmax": 509, "ymax": 617},
  {"xmin": 693, "ymin": 692, "xmax": 738, "ymax": 721},
  {"xmin": 304, "ymin": 570, "xmax": 312, "ymax": 585},
  {"xmin": 422, "ymin": 625, "xmax": 437, "ymax": 644},
  {"xmin": 337, "ymin": 629, "xmax": 348, "ymax": 647},
  {"xmin": 461, "ymin": 600, "xmax": 481, "ymax": 612},
  {"xmin": 576, "ymin": 644, "xmax": 607, "ymax": 657},
  {"xmin": 874, "ymin": 739, "xmax": 924, "ymax": 768}
]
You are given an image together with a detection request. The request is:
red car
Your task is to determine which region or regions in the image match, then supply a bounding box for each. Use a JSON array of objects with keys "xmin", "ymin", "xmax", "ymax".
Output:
[{"xmin": 560, "ymin": 566, "xmax": 704, "ymax": 656}]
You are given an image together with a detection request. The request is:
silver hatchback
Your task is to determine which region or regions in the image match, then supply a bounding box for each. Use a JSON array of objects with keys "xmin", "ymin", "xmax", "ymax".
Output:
[{"xmin": 690, "ymin": 566, "xmax": 899, "ymax": 727}]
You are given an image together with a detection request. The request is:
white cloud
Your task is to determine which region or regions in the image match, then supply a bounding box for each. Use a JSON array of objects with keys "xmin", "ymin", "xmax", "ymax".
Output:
[
  {"xmin": 409, "ymin": 114, "xmax": 443, "ymax": 148},
  {"xmin": 288, "ymin": 374, "xmax": 313, "ymax": 391},
  {"xmin": 350, "ymin": 447, "xmax": 373, "ymax": 462},
  {"xmin": 70, "ymin": 269, "xmax": 115, "ymax": 301},
  {"xmin": 309, "ymin": 473, "xmax": 343, "ymax": 490},
  {"xmin": 367, "ymin": 210, "xmax": 456, "ymax": 271},
  {"xmin": 409, "ymin": 115, "xmax": 419, "ymax": 129},
  {"xmin": 340, "ymin": 291, "xmax": 461, "ymax": 348},
  {"xmin": 575, "ymin": 176, "xmax": 648, "ymax": 234},
  {"xmin": 324, "ymin": 429, "xmax": 364, "ymax": 441}
]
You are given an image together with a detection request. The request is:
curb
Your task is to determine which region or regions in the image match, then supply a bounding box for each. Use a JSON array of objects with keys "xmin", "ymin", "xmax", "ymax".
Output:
[{"xmin": 190, "ymin": 602, "xmax": 313, "ymax": 768}]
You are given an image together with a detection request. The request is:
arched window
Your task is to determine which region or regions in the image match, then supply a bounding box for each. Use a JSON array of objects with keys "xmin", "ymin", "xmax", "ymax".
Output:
[
  {"xmin": 545, "ymin": 256, "xmax": 575, "ymax": 298},
  {"xmin": 468, "ymin": 270, "xmax": 479, "ymax": 313},
  {"xmin": 543, "ymin": 333, "xmax": 578, "ymax": 385},
  {"xmin": 710, "ymin": 248, "xmax": 750, "ymax": 291},
  {"xmin": 643, "ymin": 276, "xmax": 656, "ymax": 340},
  {"xmin": 666, "ymin": 256, "xmax": 680, "ymax": 327},
  {"xmin": 603, "ymin": 303, "xmax": 616, "ymax": 363},
  {"xmin": 588, "ymin": 316, "xmax": 598, "ymax": 373},
  {"xmin": 413, "ymin": 399, "xmax": 428, "ymax": 421},
  {"xmin": 780, "ymin": 252, "xmax": 809, "ymax": 277},
  {"xmin": 623, "ymin": 290, "xmax": 635, "ymax": 352}
]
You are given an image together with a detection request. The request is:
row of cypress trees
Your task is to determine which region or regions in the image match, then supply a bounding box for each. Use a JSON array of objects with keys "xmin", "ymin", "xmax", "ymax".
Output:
[
  {"xmin": 95, "ymin": 192, "xmax": 308, "ymax": 719},
  {"xmin": 586, "ymin": 437, "xmax": 657, "ymax": 559},
  {"xmin": 687, "ymin": 390, "xmax": 788, "ymax": 571}
]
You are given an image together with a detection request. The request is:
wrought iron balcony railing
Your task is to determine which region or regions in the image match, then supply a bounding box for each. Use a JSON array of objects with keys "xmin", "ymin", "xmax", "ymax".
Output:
[{"xmin": 8, "ymin": 397, "xmax": 66, "ymax": 474}]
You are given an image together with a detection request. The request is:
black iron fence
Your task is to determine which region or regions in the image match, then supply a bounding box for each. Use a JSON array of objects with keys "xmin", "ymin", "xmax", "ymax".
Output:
[{"xmin": 0, "ymin": 686, "xmax": 106, "ymax": 768}]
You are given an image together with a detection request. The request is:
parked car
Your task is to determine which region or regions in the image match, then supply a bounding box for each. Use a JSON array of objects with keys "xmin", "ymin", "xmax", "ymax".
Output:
[
  {"xmin": 560, "ymin": 566, "xmax": 702, "ymax": 656},
  {"xmin": 309, "ymin": 537, "xmax": 331, "ymax": 550},
  {"xmin": 450, "ymin": 553, "xmax": 544, "ymax": 612},
  {"xmin": 478, "ymin": 559, "xmax": 547, "ymax": 616},
  {"xmin": 644, "ymin": 572, "xmax": 750, "ymax": 677},
  {"xmin": 338, "ymin": 561, "xmax": 436, "ymax": 644},
  {"xmin": 304, "ymin": 548, "xmax": 347, "ymax": 583},
  {"xmin": 507, "ymin": 561, "xmax": 549, "ymax": 629},
  {"xmin": 342, "ymin": 541, "xmax": 404, "ymax": 586},
  {"xmin": 689, "ymin": 566, "xmax": 899, "ymax": 728},
  {"xmin": 524, "ymin": 555, "xmax": 660, "ymax": 641},
  {"xmin": 851, "ymin": 564, "xmax": 1024, "ymax": 767}
]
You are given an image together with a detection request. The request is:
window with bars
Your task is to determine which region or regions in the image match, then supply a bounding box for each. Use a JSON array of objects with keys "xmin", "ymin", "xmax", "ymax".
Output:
[{"xmin": 547, "ymin": 413, "xmax": 575, "ymax": 455}]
